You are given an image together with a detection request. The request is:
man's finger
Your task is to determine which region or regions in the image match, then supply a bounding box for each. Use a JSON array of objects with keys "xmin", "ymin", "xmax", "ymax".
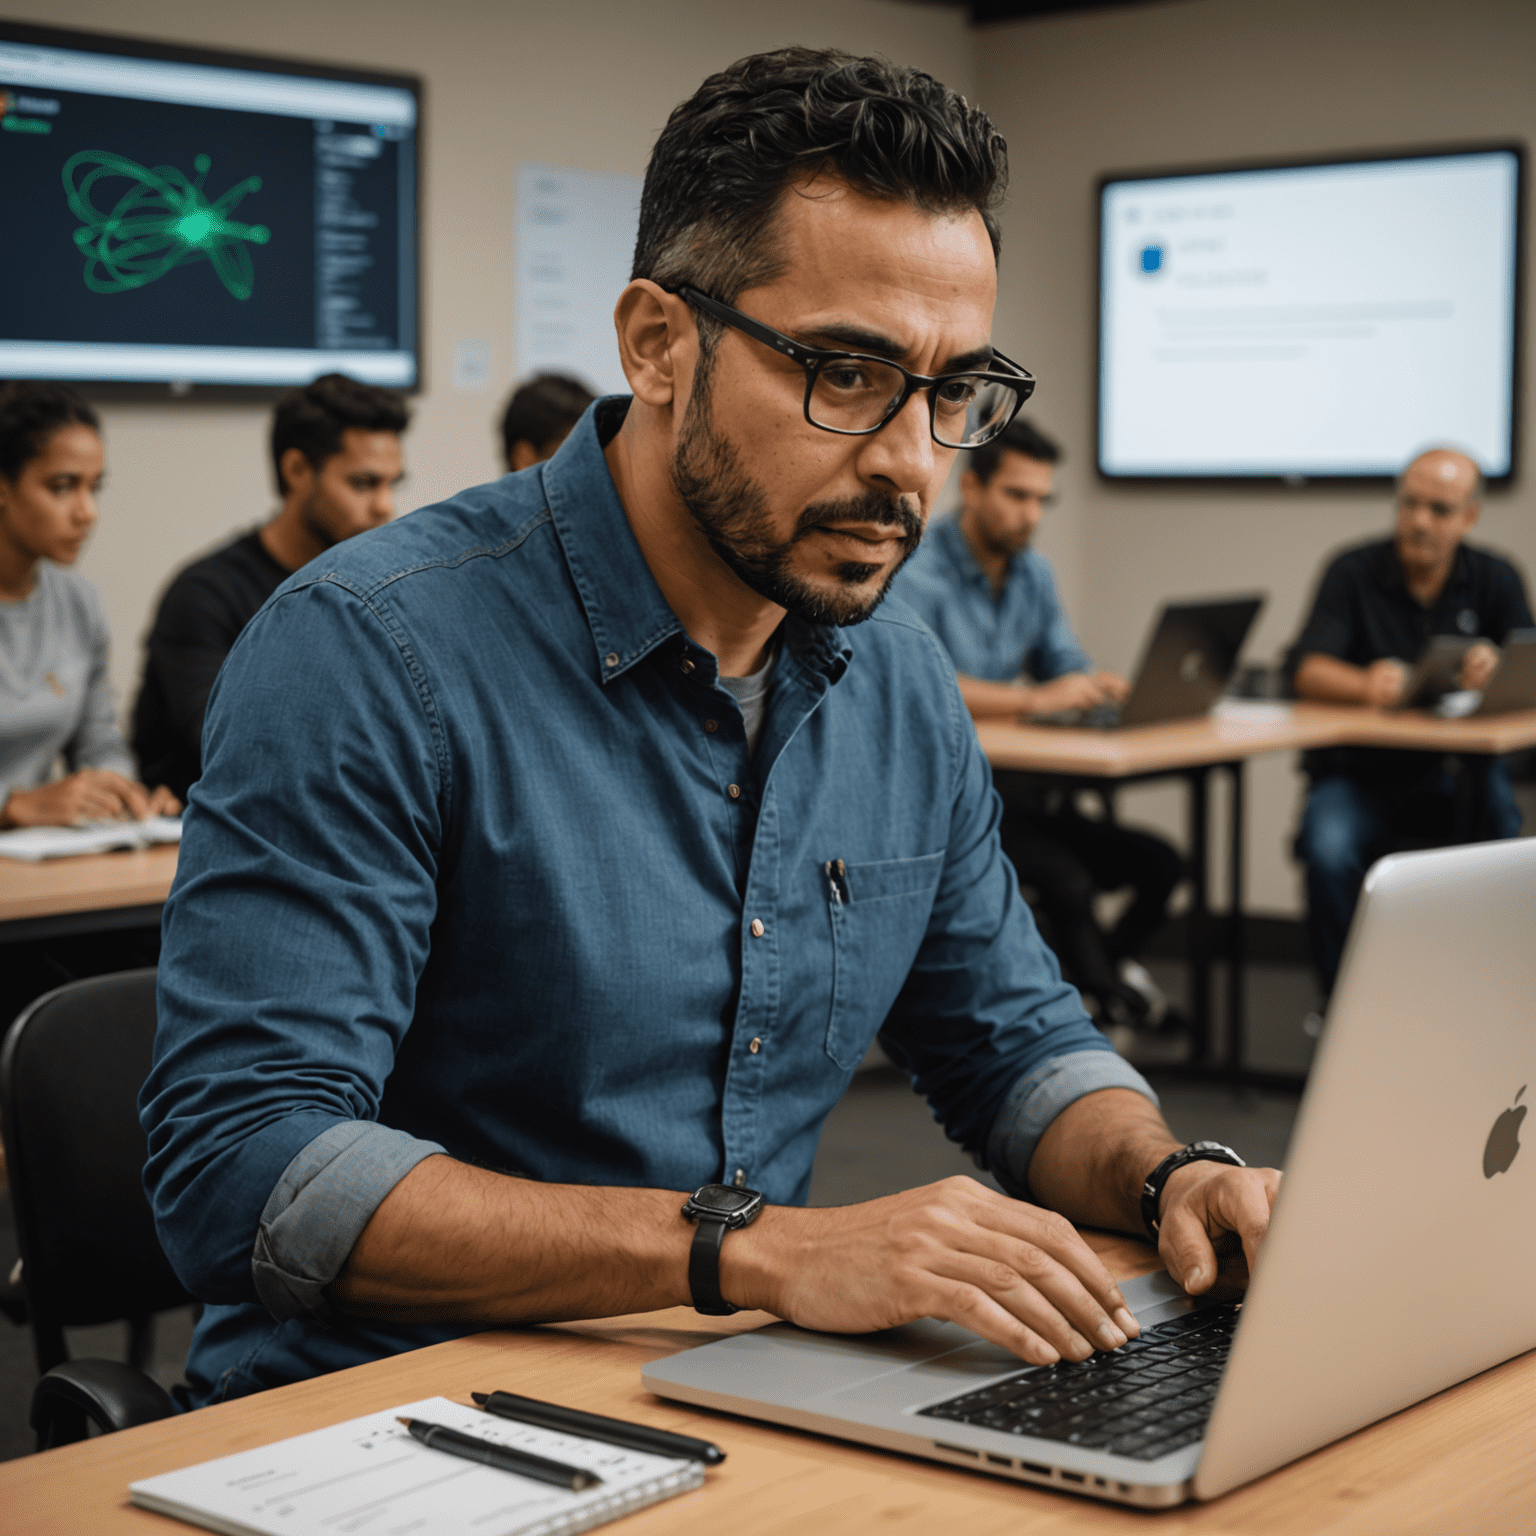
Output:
[
  {"xmin": 930, "ymin": 1275, "xmax": 1072, "ymax": 1366},
  {"xmin": 973, "ymin": 1200, "xmax": 1138, "ymax": 1341},
  {"xmin": 1157, "ymin": 1200, "xmax": 1219, "ymax": 1294}
]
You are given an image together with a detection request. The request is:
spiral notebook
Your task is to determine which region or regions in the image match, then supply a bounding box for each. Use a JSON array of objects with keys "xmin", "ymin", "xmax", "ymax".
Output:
[{"xmin": 129, "ymin": 1396, "xmax": 706, "ymax": 1536}]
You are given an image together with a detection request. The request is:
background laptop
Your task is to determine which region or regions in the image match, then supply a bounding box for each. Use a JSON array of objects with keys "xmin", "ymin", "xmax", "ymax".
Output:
[
  {"xmin": 644, "ymin": 837, "xmax": 1536, "ymax": 1507},
  {"xmin": 1034, "ymin": 594, "xmax": 1263, "ymax": 730},
  {"xmin": 1473, "ymin": 628, "xmax": 1536, "ymax": 715}
]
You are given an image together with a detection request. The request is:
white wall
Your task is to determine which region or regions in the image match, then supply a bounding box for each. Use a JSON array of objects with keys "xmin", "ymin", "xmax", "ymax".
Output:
[
  {"xmin": 17, "ymin": 0, "xmax": 1534, "ymax": 913},
  {"xmin": 10, "ymin": 0, "xmax": 974, "ymax": 713},
  {"xmin": 976, "ymin": 0, "xmax": 1536, "ymax": 912}
]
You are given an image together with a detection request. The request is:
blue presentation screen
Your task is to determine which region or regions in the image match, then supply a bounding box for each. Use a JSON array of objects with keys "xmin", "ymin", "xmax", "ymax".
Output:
[
  {"xmin": 1098, "ymin": 147, "xmax": 1522, "ymax": 483},
  {"xmin": 0, "ymin": 23, "xmax": 419, "ymax": 392}
]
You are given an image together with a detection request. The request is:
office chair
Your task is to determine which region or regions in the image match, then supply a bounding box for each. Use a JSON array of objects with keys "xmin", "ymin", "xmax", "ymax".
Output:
[{"xmin": 0, "ymin": 969, "xmax": 189, "ymax": 1447}]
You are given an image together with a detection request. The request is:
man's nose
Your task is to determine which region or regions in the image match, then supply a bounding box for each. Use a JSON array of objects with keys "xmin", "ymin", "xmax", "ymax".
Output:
[{"xmin": 856, "ymin": 389, "xmax": 937, "ymax": 497}]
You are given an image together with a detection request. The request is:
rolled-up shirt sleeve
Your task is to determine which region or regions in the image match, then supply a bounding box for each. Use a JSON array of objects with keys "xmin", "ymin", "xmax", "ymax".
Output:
[
  {"xmin": 986, "ymin": 1050, "xmax": 1158, "ymax": 1202},
  {"xmin": 140, "ymin": 572, "xmax": 446, "ymax": 1309},
  {"xmin": 253, "ymin": 1121, "xmax": 445, "ymax": 1321},
  {"xmin": 878, "ymin": 641, "xmax": 1154, "ymax": 1176}
]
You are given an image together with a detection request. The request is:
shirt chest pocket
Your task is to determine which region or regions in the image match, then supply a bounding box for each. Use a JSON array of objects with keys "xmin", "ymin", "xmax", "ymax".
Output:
[{"xmin": 823, "ymin": 850, "xmax": 947, "ymax": 1070}]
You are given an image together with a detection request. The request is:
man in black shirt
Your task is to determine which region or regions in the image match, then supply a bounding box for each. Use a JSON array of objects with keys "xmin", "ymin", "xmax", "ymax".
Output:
[
  {"xmin": 133, "ymin": 374, "xmax": 409, "ymax": 799},
  {"xmin": 1286, "ymin": 447, "xmax": 1532, "ymax": 998}
]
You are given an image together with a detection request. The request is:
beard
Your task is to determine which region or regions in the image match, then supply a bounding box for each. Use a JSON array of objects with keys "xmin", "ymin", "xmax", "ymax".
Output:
[
  {"xmin": 300, "ymin": 489, "xmax": 340, "ymax": 553},
  {"xmin": 669, "ymin": 363, "xmax": 924, "ymax": 628}
]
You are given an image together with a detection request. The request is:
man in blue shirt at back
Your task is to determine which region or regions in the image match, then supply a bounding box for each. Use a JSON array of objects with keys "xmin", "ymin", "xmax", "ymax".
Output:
[
  {"xmin": 891, "ymin": 420, "xmax": 1181, "ymax": 1028},
  {"xmin": 142, "ymin": 48, "xmax": 1276, "ymax": 1405}
]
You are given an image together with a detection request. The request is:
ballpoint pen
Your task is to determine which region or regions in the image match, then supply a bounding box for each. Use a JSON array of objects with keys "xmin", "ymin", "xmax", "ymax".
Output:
[
  {"xmin": 396, "ymin": 1417, "xmax": 602, "ymax": 1490},
  {"xmin": 472, "ymin": 1390, "xmax": 725, "ymax": 1466}
]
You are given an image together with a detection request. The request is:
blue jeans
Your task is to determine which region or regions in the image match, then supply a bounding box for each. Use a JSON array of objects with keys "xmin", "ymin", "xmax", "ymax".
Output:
[{"xmin": 1295, "ymin": 762, "xmax": 1523, "ymax": 999}]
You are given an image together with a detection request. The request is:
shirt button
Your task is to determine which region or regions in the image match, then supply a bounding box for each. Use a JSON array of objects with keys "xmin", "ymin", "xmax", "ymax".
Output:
[
  {"xmin": 732, "ymin": 1169, "xmax": 747, "ymax": 1187},
  {"xmin": 728, "ymin": 783, "xmax": 742, "ymax": 800},
  {"xmin": 750, "ymin": 918, "xmax": 765, "ymax": 937},
  {"xmin": 680, "ymin": 657, "xmax": 696, "ymax": 675},
  {"xmin": 604, "ymin": 652, "xmax": 619, "ymax": 669},
  {"xmin": 704, "ymin": 719, "xmax": 718, "ymax": 734},
  {"xmin": 749, "ymin": 1037, "xmax": 762, "ymax": 1054}
]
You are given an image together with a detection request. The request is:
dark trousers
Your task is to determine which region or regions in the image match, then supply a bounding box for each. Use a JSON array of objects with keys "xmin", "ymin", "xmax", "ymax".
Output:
[
  {"xmin": 1000, "ymin": 804, "xmax": 1183, "ymax": 1004},
  {"xmin": 1295, "ymin": 762, "xmax": 1523, "ymax": 1000}
]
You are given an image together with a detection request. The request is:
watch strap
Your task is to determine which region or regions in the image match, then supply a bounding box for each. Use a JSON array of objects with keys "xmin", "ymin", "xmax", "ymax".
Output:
[
  {"xmin": 687, "ymin": 1217, "xmax": 738, "ymax": 1316},
  {"xmin": 1141, "ymin": 1141, "xmax": 1245, "ymax": 1244}
]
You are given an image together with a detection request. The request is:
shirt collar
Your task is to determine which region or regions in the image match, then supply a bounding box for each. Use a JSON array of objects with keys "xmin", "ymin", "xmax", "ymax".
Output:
[
  {"xmin": 541, "ymin": 396, "xmax": 851, "ymax": 685},
  {"xmin": 1372, "ymin": 536, "xmax": 1473, "ymax": 599},
  {"xmin": 934, "ymin": 514, "xmax": 994, "ymax": 589}
]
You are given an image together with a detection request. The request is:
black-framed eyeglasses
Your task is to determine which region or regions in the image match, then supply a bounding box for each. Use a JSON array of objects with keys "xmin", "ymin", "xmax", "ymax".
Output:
[{"xmin": 671, "ymin": 286, "xmax": 1035, "ymax": 450}]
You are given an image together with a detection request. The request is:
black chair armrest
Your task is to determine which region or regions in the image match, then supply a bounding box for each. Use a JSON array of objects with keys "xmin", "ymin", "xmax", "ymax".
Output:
[{"xmin": 31, "ymin": 1358, "xmax": 178, "ymax": 1449}]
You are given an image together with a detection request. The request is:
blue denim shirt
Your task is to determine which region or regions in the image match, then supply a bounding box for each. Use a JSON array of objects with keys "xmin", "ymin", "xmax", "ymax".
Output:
[
  {"xmin": 141, "ymin": 400, "xmax": 1151, "ymax": 1404},
  {"xmin": 888, "ymin": 516, "xmax": 1091, "ymax": 683}
]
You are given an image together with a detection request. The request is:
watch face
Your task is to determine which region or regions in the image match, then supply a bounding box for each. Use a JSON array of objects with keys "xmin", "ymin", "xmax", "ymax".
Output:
[{"xmin": 692, "ymin": 1184, "xmax": 757, "ymax": 1214}]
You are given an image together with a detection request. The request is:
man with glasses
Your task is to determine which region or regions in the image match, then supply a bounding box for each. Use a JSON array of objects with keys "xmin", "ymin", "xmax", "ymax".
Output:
[
  {"xmin": 1288, "ymin": 447, "xmax": 1531, "ymax": 1001},
  {"xmin": 891, "ymin": 418, "xmax": 1181, "ymax": 1030},
  {"xmin": 143, "ymin": 47, "xmax": 1277, "ymax": 1402}
]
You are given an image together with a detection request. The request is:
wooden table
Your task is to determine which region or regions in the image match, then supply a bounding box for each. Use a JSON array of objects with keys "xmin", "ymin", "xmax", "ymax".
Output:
[
  {"xmin": 3, "ymin": 1230, "xmax": 1532, "ymax": 1534},
  {"xmin": 0, "ymin": 844, "xmax": 178, "ymax": 944},
  {"xmin": 978, "ymin": 705, "xmax": 1536, "ymax": 1081}
]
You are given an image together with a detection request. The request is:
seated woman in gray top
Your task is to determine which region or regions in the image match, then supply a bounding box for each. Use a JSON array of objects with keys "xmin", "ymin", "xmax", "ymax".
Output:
[{"xmin": 0, "ymin": 382, "xmax": 178, "ymax": 829}]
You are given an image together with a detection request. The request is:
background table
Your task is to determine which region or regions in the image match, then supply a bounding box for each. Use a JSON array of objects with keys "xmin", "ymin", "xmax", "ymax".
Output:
[
  {"xmin": 2, "ymin": 1229, "xmax": 1531, "ymax": 1534},
  {"xmin": 977, "ymin": 705, "xmax": 1536, "ymax": 1082},
  {"xmin": 0, "ymin": 844, "xmax": 178, "ymax": 946}
]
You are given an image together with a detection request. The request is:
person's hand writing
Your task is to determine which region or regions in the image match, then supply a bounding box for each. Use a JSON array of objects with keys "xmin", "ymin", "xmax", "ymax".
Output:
[
  {"xmin": 1154, "ymin": 1161, "xmax": 1281, "ymax": 1296},
  {"xmin": 0, "ymin": 769, "xmax": 151, "ymax": 828},
  {"xmin": 145, "ymin": 784, "xmax": 182, "ymax": 817},
  {"xmin": 1459, "ymin": 641, "xmax": 1499, "ymax": 692},
  {"xmin": 1363, "ymin": 658, "xmax": 1408, "ymax": 708},
  {"xmin": 723, "ymin": 1175, "xmax": 1140, "ymax": 1366},
  {"xmin": 1020, "ymin": 672, "xmax": 1112, "ymax": 717}
]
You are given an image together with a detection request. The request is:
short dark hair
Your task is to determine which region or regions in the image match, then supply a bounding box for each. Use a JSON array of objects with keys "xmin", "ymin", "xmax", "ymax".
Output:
[
  {"xmin": 499, "ymin": 373, "xmax": 596, "ymax": 465},
  {"xmin": 632, "ymin": 47, "xmax": 1007, "ymax": 324},
  {"xmin": 270, "ymin": 373, "xmax": 410, "ymax": 495},
  {"xmin": 0, "ymin": 381, "xmax": 101, "ymax": 482},
  {"xmin": 967, "ymin": 417, "xmax": 1060, "ymax": 485}
]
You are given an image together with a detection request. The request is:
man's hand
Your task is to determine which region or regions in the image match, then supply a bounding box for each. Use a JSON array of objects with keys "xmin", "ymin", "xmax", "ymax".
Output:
[
  {"xmin": 1020, "ymin": 671, "xmax": 1114, "ymax": 717},
  {"xmin": 1, "ymin": 769, "xmax": 152, "ymax": 828},
  {"xmin": 1460, "ymin": 641, "xmax": 1499, "ymax": 692},
  {"xmin": 1090, "ymin": 669, "xmax": 1131, "ymax": 703},
  {"xmin": 1362, "ymin": 657, "xmax": 1409, "ymax": 708},
  {"xmin": 1155, "ymin": 1161, "xmax": 1281, "ymax": 1295},
  {"xmin": 723, "ymin": 1176, "xmax": 1137, "ymax": 1366}
]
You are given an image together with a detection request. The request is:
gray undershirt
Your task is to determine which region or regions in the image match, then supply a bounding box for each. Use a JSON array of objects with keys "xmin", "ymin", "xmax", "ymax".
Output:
[{"xmin": 717, "ymin": 642, "xmax": 777, "ymax": 758}]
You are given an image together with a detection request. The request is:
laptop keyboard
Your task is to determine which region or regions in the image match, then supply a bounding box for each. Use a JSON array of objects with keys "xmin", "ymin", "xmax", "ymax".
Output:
[
  {"xmin": 1029, "ymin": 703, "xmax": 1124, "ymax": 730},
  {"xmin": 919, "ymin": 1302, "xmax": 1240, "ymax": 1462}
]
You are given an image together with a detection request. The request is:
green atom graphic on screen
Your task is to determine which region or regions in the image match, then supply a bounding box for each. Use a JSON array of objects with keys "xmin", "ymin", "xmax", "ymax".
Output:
[{"xmin": 62, "ymin": 150, "xmax": 271, "ymax": 300}]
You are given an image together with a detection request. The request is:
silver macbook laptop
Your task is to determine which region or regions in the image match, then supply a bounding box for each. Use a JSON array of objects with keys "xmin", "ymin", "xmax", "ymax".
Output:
[
  {"xmin": 1033, "ymin": 594, "xmax": 1263, "ymax": 730},
  {"xmin": 644, "ymin": 837, "xmax": 1536, "ymax": 1506}
]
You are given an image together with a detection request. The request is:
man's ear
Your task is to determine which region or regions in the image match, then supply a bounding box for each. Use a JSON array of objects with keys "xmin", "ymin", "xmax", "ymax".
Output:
[
  {"xmin": 1462, "ymin": 499, "xmax": 1481, "ymax": 535},
  {"xmin": 279, "ymin": 448, "xmax": 314, "ymax": 499},
  {"xmin": 958, "ymin": 469, "xmax": 981, "ymax": 508},
  {"xmin": 612, "ymin": 281, "xmax": 693, "ymax": 408}
]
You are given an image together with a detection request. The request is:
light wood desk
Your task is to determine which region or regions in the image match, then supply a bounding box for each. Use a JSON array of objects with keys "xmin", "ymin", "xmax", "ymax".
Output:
[
  {"xmin": 0, "ymin": 844, "xmax": 178, "ymax": 944},
  {"xmin": 3, "ymin": 1230, "xmax": 1532, "ymax": 1534},
  {"xmin": 977, "ymin": 704, "xmax": 1536, "ymax": 1080}
]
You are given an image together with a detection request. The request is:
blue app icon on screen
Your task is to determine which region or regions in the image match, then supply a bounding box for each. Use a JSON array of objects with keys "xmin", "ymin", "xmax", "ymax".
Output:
[{"xmin": 1139, "ymin": 243, "xmax": 1165, "ymax": 275}]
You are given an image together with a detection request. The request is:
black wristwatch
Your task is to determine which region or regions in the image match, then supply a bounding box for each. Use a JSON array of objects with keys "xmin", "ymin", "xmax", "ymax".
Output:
[
  {"xmin": 1140, "ymin": 1141, "xmax": 1245, "ymax": 1243},
  {"xmin": 680, "ymin": 1182, "xmax": 764, "ymax": 1315}
]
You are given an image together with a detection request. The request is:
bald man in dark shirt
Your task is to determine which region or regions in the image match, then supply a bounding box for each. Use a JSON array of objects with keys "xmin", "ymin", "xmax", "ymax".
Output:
[{"xmin": 1287, "ymin": 448, "xmax": 1531, "ymax": 1000}]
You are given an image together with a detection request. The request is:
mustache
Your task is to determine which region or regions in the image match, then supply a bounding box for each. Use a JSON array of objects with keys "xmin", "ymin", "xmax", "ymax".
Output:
[{"xmin": 793, "ymin": 490, "xmax": 924, "ymax": 544}]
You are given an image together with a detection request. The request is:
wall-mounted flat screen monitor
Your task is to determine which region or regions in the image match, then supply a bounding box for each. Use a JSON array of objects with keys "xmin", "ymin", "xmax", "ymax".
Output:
[
  {"xmin": 0, "ymin": 21, "xmax": 420, "ymax": 395},
  {"xmin": 1098, "ymin": 146, "xmax": 1522, "ymax": 484}
]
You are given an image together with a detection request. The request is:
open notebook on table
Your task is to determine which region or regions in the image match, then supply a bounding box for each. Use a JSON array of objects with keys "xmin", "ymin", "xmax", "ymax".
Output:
[
  {"xmin": 0, "ymin": 815, "xmax": 181, "ymax": 862},
  {"xmin": 129, "ymin": 1395, "xmax": 705, "ymax": 1536}
]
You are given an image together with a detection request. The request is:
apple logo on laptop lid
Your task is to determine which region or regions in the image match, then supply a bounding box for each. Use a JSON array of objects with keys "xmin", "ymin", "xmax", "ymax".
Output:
[
  {"xmin": 1483, "ymin": 1085, "xmax": 1526, "ymax": 1178},
  {"xmin": 1179, "ymin": 650, "xmax": 1204, "ymax": 685}
]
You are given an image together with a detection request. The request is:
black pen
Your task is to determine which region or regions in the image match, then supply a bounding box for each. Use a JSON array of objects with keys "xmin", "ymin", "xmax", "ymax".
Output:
[
  {"xmin": 396, "ymin": 1416, "xmax": 602, "ymax": 1490},
  {"xmin": 472, "ymin": 1390, "xmax": 725, "ymax": 1466}
]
